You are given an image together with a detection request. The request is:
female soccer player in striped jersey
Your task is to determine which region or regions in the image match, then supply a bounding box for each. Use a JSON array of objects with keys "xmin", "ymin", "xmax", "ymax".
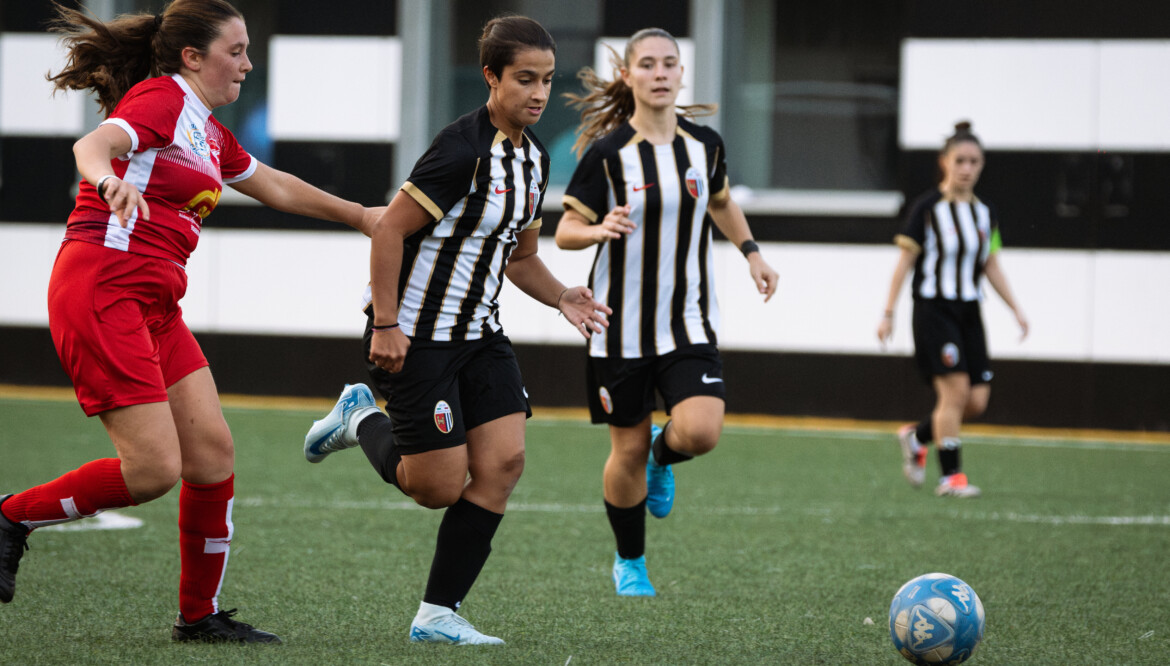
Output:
[
  {"xmin": 301, "ymin": 16, "xmax": 609, "ymax": 644},
  {"xmin": 556, "ymin": 28, "xmax": 778, "ymax": 596},
  {"xmin": 877, "ymin": 121, "xmax": 1029, "ymax": 498},
  {"xmin": 0, "ymin": 0, "xmax": 383, "ymax": 642}
]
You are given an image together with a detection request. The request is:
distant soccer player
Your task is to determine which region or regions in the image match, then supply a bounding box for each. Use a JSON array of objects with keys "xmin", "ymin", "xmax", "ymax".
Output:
[
  {"xmin": 556, "ymin": 28, "xmax": 778, "ymax": 596},
  {"xmin": 0, "ymin": 0, "xmax": 383, "ymax": 642},
  {"xmin": 877, "ymin": 121, "xmax": 1029, "ymax": 498},
  {"xmin": 301, "ymin": 16, "xmax": 609, "ymax": 645}
]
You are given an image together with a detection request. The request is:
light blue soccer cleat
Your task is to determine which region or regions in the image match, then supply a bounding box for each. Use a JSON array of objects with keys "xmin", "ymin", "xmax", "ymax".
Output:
[
  {"xmin": 409, "ymin": 606, "xmax": 504, "ymax": 645},
  {"xmin": 645, "ymin": 424, "xmax": 675, "ymax": 518},
  {"xmin": 612, "ymin": 552, "xmax": 656, "ymax": 597},
  {"xmin": 304, "ymin": 384, "xmax": 379, "ymax": 463}
]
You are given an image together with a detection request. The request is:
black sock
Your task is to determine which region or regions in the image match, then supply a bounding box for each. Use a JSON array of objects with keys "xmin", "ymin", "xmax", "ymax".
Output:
[
  {"xmin": 357, "ymin": 412, "xmax": 403, "ymax": 491},
  {"xmin": 605, "ymin": 498, "xmax": 646, "ymax": 560},
  {"xmin": 422, "ymin": 498, "xmax": 503, "ymax": 612},
  {"xmin": 651, "ymin": 421, "xmax": 693, "ymax": 466},
  {"xmin": 938, "ymin": 438, "xmax": 961, "ymax": 476},
  {"xmin": 915, "ymin": 418, "xmax": 934, "ymax": 444}
]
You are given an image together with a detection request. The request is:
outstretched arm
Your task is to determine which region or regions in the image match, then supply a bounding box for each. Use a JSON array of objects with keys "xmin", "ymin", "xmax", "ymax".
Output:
[
  {"xmin": 506, "ymin": 228, "xmax": 611, "ymax": 338},
  {"xmin": 231, "ymin": 162, "xmax": 383, "ymax": 236},
  {"xmin": 708, "ymin": 194, "xmax": 778, "ymax": 302}
]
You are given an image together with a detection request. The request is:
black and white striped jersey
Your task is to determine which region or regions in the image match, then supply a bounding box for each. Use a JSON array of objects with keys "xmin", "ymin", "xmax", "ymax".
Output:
[
  {"xmin": 390, "ymin": 105, "xmax": 549, "ymax": 341},
  {"xmin": 563, "ymin": 116, "xmax": 730, "ymax": 359},
  {"xmin": 897, "ymin": 190, "xmax": 1000, "ymax": 302}
]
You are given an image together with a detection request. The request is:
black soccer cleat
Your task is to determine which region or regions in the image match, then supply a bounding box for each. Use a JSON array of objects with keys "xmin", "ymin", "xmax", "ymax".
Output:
[
  {"xmin": 0, "ymin": 494, "xmax": 31, "ymax": 604},
  {"xmin": 171, "ymin": 608, "xmax": 283, "ymax": 644}
]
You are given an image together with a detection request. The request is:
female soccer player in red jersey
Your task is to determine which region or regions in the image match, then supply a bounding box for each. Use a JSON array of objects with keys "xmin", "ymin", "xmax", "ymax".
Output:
[{"xmin": 0, "ymin": 0, "xmax": 382, "ymax": 643}]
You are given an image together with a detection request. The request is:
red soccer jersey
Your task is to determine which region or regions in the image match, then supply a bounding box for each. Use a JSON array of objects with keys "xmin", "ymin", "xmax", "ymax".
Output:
[{"xmin": 66, "ymin": 74, "xmax": 256, "ymax": 266}]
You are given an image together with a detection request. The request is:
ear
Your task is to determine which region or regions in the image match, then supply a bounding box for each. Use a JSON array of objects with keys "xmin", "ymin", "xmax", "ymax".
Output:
[
  {"xmin": 483, "ymin": 65, "xmax": 499, "ymax": 89},
  {"xmin": 619, "ymin": 66, "xmax": 631, "ymax": 87},
  {"xmin": 181, "ymin": 46, "xmax": 202, "ymax": 71}
]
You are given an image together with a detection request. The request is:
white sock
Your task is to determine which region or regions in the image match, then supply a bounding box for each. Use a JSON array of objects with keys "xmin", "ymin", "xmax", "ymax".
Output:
[{"xmin": 413, "ymin": 601, "xmax": 453, "ymax": 625}]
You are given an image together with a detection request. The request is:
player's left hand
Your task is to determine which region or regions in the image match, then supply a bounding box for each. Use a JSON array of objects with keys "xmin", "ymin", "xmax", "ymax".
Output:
[
  {"xmin": 748, "ymin": 254, "xmax": 778, "ymax": 302},
  {"xmin": 557, "ymin": 286, "xmax": 611, "ymax": 339}
]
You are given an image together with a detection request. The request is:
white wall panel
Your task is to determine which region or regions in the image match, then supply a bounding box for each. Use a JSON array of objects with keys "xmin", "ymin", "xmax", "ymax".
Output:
[
  {"xmin": 1091, "ymin": 252, "xmax": 1170, "ymax": 362},
  {"xmin": 268, "ymin": 36, "xmax": 401, "ymax": 142},
  {"xmin": 1098, "ymin": 42, "xmax": 1170, "ymax": 151},
  {"xmin": 0, "ymin": 34, "xmax": 85, "ymax": 136},
  {"xmin": 1, "ymin": 223, "xmax": 1165, "ymax": 365},
  {"xmin": 901, "ymin": 39, "xmax": 1098, "ymax": 151}
]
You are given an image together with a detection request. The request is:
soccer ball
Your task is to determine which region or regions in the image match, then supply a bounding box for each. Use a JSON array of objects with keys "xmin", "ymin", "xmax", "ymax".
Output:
[{"xmin": 889, "ymin": 572, "xmax": 985, "ymax": 664}]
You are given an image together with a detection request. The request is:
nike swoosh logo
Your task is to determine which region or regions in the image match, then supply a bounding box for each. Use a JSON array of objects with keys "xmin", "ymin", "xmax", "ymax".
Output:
[
  {"xmin": 495, "ymin": 186, "xmax": 513, "ymax": 194},
  {"xmin": 633, "ymin": 183, "xmax": 654, "ymax": 192},
  {"xmin": 701, "ymin": 373, "xmax": 723, "ymax": 384},
  {"xmin": 435, "ymin": 630, "xmax": 461, "ymax": 642}
]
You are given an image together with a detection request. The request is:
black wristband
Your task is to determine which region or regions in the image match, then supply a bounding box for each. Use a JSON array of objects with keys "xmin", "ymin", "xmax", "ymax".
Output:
[
  {"xmin": 740, "ymin": 240, "xmax": 760, "ymax": 257},
  {"xmin": 370, "ymin": 323, "xmax": 399, "ymax": 332}
]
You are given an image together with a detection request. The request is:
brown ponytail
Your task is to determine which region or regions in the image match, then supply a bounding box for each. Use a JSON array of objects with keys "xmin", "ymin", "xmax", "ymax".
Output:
[{"xmin": 46, "ymin": 0, "xmax": 243, "ymax": 117}]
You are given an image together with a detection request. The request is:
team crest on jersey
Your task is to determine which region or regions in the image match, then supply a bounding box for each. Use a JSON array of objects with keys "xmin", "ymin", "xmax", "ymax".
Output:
[
  {"xmin": 186, "ymin": 123, "xmax": 211, "ymax": 160},
  {"xmin": 941, "ymin": 343, "xmax": 960, "ymax": 368},
  {"xmin": 598, "ymin": 387, "xmax": 613, "ymax": 414},
  {"xmin": 684, "ymin": 166, "xmax": 703, "ymax": 199},
  {"xmin": 528, "ymin": 178, "xmax": 541, "ymax": 217},
  {"xmin": 433, "ymin": 400, "xmax": 454, "ymax": 434}
]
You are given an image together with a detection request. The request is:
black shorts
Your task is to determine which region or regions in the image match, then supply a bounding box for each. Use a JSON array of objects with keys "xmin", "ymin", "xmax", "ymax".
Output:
[
  {"xmin": 364, "ymin": 321, "xmax": 531, "ymax": 454},
  {"xmin": 586, "ymin": 344, "xmax": 726, "ymax": 427},
  {"xmin": 911, "ymin": 299, "xmax": 993, "ymax": 385}
]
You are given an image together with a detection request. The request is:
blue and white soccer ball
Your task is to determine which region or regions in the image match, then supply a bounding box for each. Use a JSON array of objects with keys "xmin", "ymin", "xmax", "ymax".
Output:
[{"xmin": 889, "ymin": 572, "xmax": 985, "ymax": 665}]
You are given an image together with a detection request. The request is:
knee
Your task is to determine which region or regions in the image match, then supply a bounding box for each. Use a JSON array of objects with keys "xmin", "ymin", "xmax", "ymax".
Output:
[
  {"xmin": 964, "ymin": 397, "xmax": 989, "ymax": 420},
  {"xmin": 671, "ymin": 423, "xmax": 721, "ymax": 457},
  {"xmin": 498, "ymin": 448, "xmax": 526, "ymax": 483},
  {"xmin": 409, "ymin": 480, "xmax": 465, "ymax": 510},
  {"xmin": 124, "ymin": 459, "xmax": 181, "ymax": 503}
]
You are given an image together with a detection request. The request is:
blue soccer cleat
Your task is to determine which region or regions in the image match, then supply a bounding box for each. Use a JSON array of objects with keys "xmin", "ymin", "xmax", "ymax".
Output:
[
  {"xmin": 645, "ymin": 425, "xmax": 675, "ymax": 518},
  {"xmin": 304, "ymin": 384, "xmax": 379, "ymax": 463},
  {"xmin": 612, "ymin": 552, "xmax": 656, "ymax": 597}
]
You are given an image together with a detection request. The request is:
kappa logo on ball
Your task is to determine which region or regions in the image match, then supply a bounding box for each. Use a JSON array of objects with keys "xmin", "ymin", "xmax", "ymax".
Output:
[
  {"xmin": 598, "ymin": 387, "xmax": 613, "ymax": 414},
  {"xmin": 941, "ymin": 342, "xmax": 960, "ymax": 368},
  {"xmin": 433, "ymin": 400, "xmax": 454, "ymax": 434}
]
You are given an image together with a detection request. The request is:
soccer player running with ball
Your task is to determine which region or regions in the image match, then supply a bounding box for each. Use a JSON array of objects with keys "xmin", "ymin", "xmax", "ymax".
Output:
[
  {"xmin": 301, "ymin": 16, "xmax": 609, "ymax": 645},
  {"xmin": 0, "ymin": 0, "xmax": 383, "ymax": 642},
  {"xmin": 556, "ymin": 28, "xmax": 778, "ymax": 596},
  {"xmin": 877, "ymin": 121, "xmax": 1028, "ymax": 498}
]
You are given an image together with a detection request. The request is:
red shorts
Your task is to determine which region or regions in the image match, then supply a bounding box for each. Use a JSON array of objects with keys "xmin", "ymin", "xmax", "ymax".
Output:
[{"xmin": 48, "ymin": 240, "xmax": 208, "ymax": 416}]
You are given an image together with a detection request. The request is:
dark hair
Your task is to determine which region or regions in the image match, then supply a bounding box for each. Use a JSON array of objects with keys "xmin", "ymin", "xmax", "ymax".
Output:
[
  {"xmin": 478, "ymin": 15, "xmax": 556, "ymax": 88},
  {"xmin": 46, "ymin": 0, "xmax": 243, "ymax": 117},
  {"xmin": 942, "ymin": 120, "xmax": 982, "ymax": 156},
  {"xmin": 563, "ymin": 27, "xmax": 716, "ymax": 157}
]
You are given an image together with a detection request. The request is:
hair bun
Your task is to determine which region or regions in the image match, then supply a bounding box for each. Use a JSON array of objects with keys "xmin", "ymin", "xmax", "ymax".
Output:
[{"xmin": 954, "ymin": 120, "xmax": 972, "ymax": 134}]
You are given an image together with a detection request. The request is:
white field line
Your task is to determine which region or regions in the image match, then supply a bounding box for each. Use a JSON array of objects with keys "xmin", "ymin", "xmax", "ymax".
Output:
[{"xmin": 234, "ymin": 496, "xmax": 1170, "ymax": 527}]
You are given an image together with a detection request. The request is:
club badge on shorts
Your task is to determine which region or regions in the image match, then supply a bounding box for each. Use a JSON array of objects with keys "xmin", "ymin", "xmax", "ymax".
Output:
[
  {"xmin": 941, "ymin": 342, "xmax": 960, "ymax": 368},
  {"xmin": 598, "ymin": 387, "xmax": 614, "ymax": 414},
  {"xmin": 433, "ymin": 400, "xmax": 454, "ymax": 434},
  {"xmin": 684, "ymin": 166, "xmax": 703, "ymax": 199}
]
